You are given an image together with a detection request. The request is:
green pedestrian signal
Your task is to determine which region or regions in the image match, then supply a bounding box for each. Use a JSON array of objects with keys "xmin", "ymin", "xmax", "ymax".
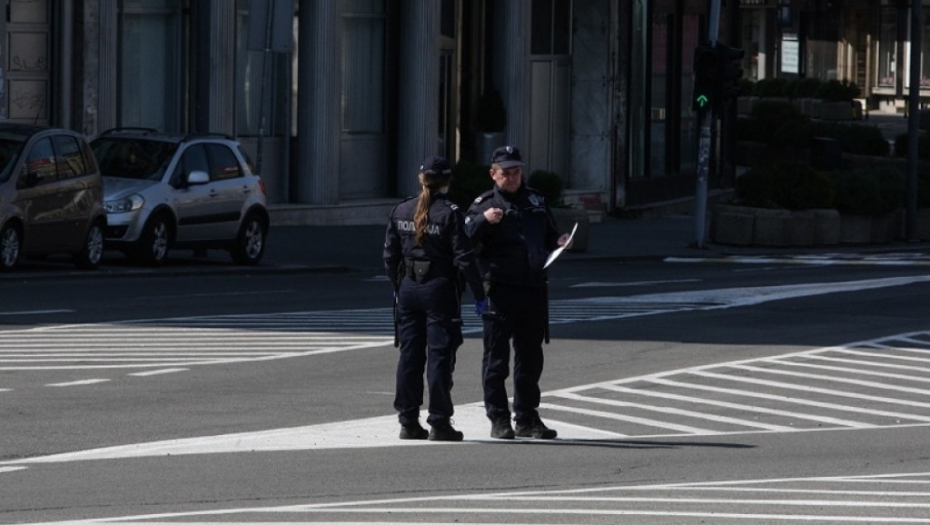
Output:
[{"xmin": 692, "ymin": 44, "xmax": 717, "ymax": 112}]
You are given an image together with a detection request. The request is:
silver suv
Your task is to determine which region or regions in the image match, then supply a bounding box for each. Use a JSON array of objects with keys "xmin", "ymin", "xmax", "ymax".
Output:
[
  {"xmin": 91, "ymin": 129, "xmax": 269, "ymax": 266},
  {"xmin": 0, "ymin": 124, "xmax": 106, "ymax": 271}
]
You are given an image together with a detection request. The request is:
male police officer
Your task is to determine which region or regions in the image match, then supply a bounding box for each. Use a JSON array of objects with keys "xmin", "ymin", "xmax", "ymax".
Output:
[{"xmin": 465, "ymin": 145, "xmax": 572, "ymax": 440}]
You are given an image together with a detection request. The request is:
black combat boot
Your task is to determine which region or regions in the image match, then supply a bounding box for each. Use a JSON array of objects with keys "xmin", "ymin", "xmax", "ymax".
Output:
[
  {"xmin": 514, "ymin": 416, "xmax": 557, "ymax": 439},
  {"xmin": 490, "ymin": 416, "xmax": 515, "ymax": 439},
  {"xmin": 428, "ymin": 420, "xmax": 464, "ymax": 441},
  {"xmin": 399, "ymin": 422, "xmax": 429, "ymax": 440}
]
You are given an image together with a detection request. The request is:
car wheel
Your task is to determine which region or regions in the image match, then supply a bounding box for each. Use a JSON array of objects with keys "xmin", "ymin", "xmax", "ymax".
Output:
[
  {"xmin": 133, "ymin": 213, "xmax": 172, "ymax": 266},
  {"xmin": 73, "ymin": 221, "xmax": 105, "ymax": 270},
  {"xmin": 230, "ymin": 213, "xmax": 266, "ymax": 265},
  {"xmin": 0, "ymin": 223, "xmax": 21, "ymax": 271}
]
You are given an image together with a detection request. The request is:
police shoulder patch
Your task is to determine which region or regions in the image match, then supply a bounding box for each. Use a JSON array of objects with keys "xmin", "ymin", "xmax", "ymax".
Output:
[{"xmin": 473, "ymin": 190, "xmax": 494, "ymax": 205}]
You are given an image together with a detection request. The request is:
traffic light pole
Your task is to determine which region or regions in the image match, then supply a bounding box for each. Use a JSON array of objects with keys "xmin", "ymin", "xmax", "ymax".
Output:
[{"xmin": 693, "ymin": 0, "xmax": 721, "ymax": 249}]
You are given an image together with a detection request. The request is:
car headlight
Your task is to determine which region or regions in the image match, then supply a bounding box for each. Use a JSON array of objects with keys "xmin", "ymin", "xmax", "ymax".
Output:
[{"xmin": 104, "ymin": 194, "xmax": 144, "ymax": 213}]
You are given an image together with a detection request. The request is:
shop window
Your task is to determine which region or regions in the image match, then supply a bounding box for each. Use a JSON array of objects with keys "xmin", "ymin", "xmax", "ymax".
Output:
[
  {"xmin": 343, "ymin": 4, "xmax": 386, "ymax": 133},
  {"xmin": 235, "ymin": 0, "xmax": 291, "ymax": 137},
  {"xmin": 120, "ymin": 0, "xmax": 182, "ymax": 131}
]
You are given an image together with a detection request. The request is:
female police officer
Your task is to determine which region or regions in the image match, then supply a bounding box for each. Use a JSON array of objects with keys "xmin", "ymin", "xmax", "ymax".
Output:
[{"xmin": 383, "ymin": 156, "xmax": 486, "ymax": 441}]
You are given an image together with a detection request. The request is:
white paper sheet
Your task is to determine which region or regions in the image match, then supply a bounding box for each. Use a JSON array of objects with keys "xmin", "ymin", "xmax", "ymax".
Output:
[{"xmin": 543, "ymin": 222, "xmax": 578, "ymax": 269}]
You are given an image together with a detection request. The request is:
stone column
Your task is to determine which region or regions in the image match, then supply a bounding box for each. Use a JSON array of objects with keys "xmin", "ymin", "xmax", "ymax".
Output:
[
  {"xmin": 295, "ymin": 0, "xmax": 340, "ymax": 204},
  {"xmin": 396, "ymin": 0, "xmax": 441, "ymax": 198},
  {"xmin": 501, "ymin": 0, "xmax": 529, "ymax": 153},
  {"xmin": 207, "ymin": 0, "xmax": 235, "ymax": 136}
]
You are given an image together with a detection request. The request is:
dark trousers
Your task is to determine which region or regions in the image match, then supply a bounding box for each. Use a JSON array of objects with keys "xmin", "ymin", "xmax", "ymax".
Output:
[
  {"xmin": 394, "ymin": 275, "xmax": 462, "ymax": 427},
  {"xmin": 482, "ymin": 282, "xmax": 546, "ymax": 424}
]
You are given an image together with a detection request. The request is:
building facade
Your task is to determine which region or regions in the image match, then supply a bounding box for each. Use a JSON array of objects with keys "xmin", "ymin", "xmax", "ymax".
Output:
[{"xmin": 0, "ymin": 0, "xmax": 922, "ymax": 222}]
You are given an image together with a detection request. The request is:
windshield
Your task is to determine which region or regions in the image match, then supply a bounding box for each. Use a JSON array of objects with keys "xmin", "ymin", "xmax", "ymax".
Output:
[
  {"xmin": 0, "ymin": 137, "xmax": 24, "ymax": 183},
  {"xmin": 91, "ymin": 138, "xmax": 177, "ymax": 181}
]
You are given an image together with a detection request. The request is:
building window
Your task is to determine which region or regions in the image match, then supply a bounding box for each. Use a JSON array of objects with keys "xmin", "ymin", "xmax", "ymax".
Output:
[
  {"xmin": 343, "ymin": 2, "xmax": 386, "ymax": 133},
  {"xmin": 531, "ymin": 0, "xmax": 571, "ymax": 55},
  {"xmin": 119, "ymin": 0, "xmax": 182, "ymax": 130},
  {"xmin": 921, "ymin": 9, "xmax": 930, "ymax": 88},
  {"xmin": 877, "ymin": 7, "xmax": 896, "ymax": 87},
  {"xmin": 235, "ymin": 1, "xmax": 291, "ymax": 137}
]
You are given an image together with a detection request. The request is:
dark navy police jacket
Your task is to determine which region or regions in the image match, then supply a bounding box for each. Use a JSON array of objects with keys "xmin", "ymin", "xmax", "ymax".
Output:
[
  {"xmin": 464, "ymin": 184, "xmax": 560, "ymax": 287},
  {"xmin": 383, "ymin": 192, "xmax": 485, "ymax": 300}
]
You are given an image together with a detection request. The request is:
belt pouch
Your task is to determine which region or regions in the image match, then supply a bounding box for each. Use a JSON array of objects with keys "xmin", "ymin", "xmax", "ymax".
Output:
[{"xmin": 413, "ymin": 260, "xmax": 431, "ymax": 282}]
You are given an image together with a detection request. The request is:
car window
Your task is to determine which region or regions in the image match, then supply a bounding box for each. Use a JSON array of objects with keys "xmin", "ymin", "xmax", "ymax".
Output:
[
  {"xmin": 92, "ymin": 138, "xmax": 176, "ymax": 181},
  {"xmin": 53, "ymin": 135, "xmax": 88, "ymax": 179},
  {"xmin": 0, "ymin": 139, "xmax": 23, "ymax": 183},
  {"xmin": 206, "ymin": 143, "xmax": 242, "ymax": 181},
  {"xmin": 18, "ymin": 137, "xmax": 57, "ymax": 189},
  {"xmin": 172, "ymin": 144, "xmax": 209, "ymax": 186},
  {"xmin": 237, "ymin": 145, "xmax": 257, "ymax": 174}
]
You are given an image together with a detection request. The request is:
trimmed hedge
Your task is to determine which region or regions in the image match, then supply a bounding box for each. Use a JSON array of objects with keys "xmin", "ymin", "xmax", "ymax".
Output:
[
  {"xmin": 736, "ymin": 162, "xmax": 833, "ymax": 210},
  {"xmin": 735, "ymin": 162, "xmax": 908, "ymax": 216}
]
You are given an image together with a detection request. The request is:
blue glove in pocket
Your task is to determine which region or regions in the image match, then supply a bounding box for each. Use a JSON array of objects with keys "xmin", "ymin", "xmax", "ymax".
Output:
[{"xmin": 475, "ymin": 298, "xmax": 488, "ymax": 317}]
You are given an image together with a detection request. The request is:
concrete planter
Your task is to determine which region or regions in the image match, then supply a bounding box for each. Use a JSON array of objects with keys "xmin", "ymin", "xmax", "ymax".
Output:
[
  {"xmin": 811, "ymin": 209, "xmax": 841, "ymax": 245},
  {"xmin": 870, "ymin": 211, "xmax": 901, "ymax": 244},
  {"xmin": 919, "ymin": 209, "xmax": 930, "ymax": 240},
  {"xmin": 711, "ymin": 205, "xmax": 840, "ymax": 247},
  {"xmin": 839, "ymin": 215, "xmax": 872, "ymax": 244}
]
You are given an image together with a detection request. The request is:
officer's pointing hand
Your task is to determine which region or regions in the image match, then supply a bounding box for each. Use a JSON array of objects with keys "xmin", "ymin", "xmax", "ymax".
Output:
[
  {"xmin": 484, "ymin": 207, "xmax": 504, "ymax": 224},
  {"xmin": 558, "ymin": 233, "xmax": 573, "ymax": 250}
]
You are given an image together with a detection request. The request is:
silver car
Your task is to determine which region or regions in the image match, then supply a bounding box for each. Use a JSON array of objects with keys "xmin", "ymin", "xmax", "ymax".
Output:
[
  {"xmin": 91, "ymin": 129, "xmax": 269, "ymax": 266},
  {"xmin": 0, "ymin": 124, "xmax": 106, "ymax": 271}
]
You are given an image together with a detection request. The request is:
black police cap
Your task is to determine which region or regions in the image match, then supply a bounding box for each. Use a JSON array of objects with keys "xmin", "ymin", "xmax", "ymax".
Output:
[
  {"xmin": 491, "ymin": 145, "xmax": 524, "ymax": 168},
  {"xmin": 420, "ymin": 156, "xmax": 452, "ymax": 177}
]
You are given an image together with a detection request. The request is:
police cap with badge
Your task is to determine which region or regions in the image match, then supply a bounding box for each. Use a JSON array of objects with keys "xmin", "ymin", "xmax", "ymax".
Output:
[{"xmin": 490, "ymin": 145, "xmax": 524, "ymax": 168}]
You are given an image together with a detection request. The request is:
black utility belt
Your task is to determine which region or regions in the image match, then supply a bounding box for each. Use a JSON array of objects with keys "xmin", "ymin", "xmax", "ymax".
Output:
[{"xmin": 404, "ymin": 259, "xmax": 453, "ymax": 282}]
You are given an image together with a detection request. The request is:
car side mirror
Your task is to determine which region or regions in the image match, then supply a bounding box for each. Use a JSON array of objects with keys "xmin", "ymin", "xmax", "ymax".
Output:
[{"xmin": 187, "ymin": 170, "xmax": 209, "ymax": 185}]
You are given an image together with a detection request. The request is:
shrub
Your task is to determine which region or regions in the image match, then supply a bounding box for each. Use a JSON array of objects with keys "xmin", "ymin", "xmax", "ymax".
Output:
[
  {"xmin": 736, "ymin": 162, "xmax": 833, "ymax": 210},
  {"xmin": 448, "ymin": 160, "xmax": 493, "ymax": 209},
  {"xmin": 749, "ymin": 100, "xmax": 810, "ymax": 133},
  {"xmin": 893, "ymin": 132, "xmax": 930, "ymax": 160},
  {"xmin": 528, "ymin": 170, "xmax": 564, "ymax": 206},
  {"xmin": 737, "ymin": 78, "xmax": 755, "ymax": 97},
  {"xmin": 818, "ymin": 79, "xmax": 860, "ymax": 102},
  {"xmin": 874, "ymin": 167, "xmax": 905, "ymax": 213},
  {"xmin": 788, "ymin": 77, "xmax": 823, "ymax": 99},
  {"xmin": 830, "ymin": 169, "xmax": 886, "ymax": 215},
  {"xmin": 772, "ymin": 121, "xmax": 888, "ymax": 156},
  {"xmin": 753, "ymin": 77, "xmax": 789, "ymax": 98}
]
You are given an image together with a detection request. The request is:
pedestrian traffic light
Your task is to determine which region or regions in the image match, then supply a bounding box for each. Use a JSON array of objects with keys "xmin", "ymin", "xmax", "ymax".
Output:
[
  {"xmin": 717, "ymin": 44, "xmax": 745, "ymax": 103},
  {"xmin": 692, "ymin": 44, "xmax": 718, "ymax": 112}
]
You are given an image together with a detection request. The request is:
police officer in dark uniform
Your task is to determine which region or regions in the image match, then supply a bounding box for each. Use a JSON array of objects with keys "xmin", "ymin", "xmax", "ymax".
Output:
[
  {"xmin": 465, "ymin": 145, "xmax": 572, "ymax": 440},
  {"xmin": 383, "ymin": 156, "xmax": 486, "ymax": 441}
]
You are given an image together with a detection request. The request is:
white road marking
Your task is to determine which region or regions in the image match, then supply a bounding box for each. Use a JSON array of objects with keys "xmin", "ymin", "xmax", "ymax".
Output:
[
  {"xmin": 571, "ymin": 279, "xmax": 701, "ymax": 288},
  {"xmin": 668, "ymin": 254, "xmax": 930, "ymax": 267},
  {"xmin": 45, "ymin": 379, "xmax": 110, "ymax": 387},
  {"xmin": 0, "ymin": 405, "xmax": 611, "ymax": 464},
  {"xmin": 18, "ymin": 472, "xmax": 930, "ymax": 524},
  {"xmin": 4, "ymin": 275, "xmax": 930, "ymax": 373},
  {"xmin": 9, "ymin": 330, "xmax": 930, "ymax": 464},
  {"xmin": 0, "ymin": 309, "xmax": 74, "ymax": 316},
  {"xmin": 128, "ymin": 368, "xmax": 189, "ymax": 377}
]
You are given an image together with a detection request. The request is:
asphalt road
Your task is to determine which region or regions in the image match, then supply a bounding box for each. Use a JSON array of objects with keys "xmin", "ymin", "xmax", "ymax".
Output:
[{"xmin": 2, "ymin": 255, "xmax": 930, "ymax": 524}]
